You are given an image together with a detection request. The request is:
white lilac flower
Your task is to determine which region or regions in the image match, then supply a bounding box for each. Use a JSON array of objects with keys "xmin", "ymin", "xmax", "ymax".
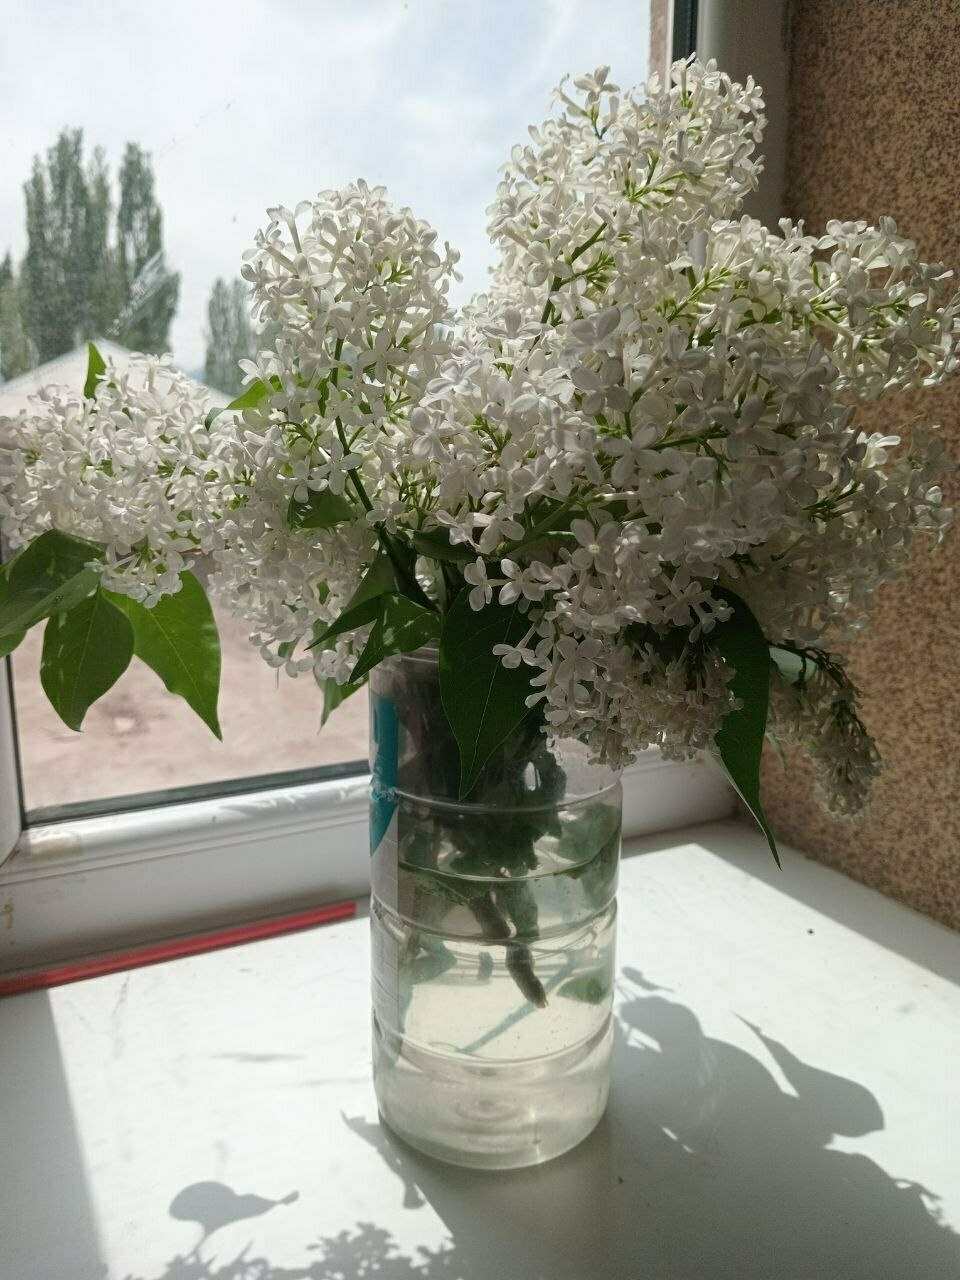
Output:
[
  {"xmin": 498, "ymin": 559, "xmax": 550, "ymax": 606},
  {"xmin": 0, "ymin": 355, "xmax": 233, "ymax": 605},
  {"xmin": 569, "ymin": 519, "xmax": 620, "ymax": 577},
  {"xmin": 463, "ymin": 558, "xmax": 492, "ymax": 611},
  {"xmin": 311, "ymin": 437, "xmax": 362, "ymax": 496}
]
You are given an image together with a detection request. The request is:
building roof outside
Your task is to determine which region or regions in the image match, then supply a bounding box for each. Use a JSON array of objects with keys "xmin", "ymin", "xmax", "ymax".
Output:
[{"xmin": 0, "ymin": 340, "xmax": 229, "ymax": 417}]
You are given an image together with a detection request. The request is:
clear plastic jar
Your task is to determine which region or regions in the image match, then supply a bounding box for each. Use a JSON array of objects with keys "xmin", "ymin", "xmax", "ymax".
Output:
[{"xmin": 369, "ymin": 648, "xmax": 621, "ymax": 1169}]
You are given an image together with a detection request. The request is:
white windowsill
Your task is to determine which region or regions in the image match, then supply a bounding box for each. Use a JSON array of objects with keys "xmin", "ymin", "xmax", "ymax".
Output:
[{"xmin": 1, "ymin": 818, "xmax": 957, "ymax": 1279}]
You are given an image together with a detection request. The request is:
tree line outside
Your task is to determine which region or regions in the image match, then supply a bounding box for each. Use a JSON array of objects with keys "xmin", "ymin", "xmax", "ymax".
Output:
[{"xmin": 0, "ymin": 130, "xmax": 255, "ymax": 395}]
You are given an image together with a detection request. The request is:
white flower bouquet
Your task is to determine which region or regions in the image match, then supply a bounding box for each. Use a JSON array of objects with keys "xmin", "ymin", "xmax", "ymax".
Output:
[{"xmin": 1, "ymin": 58, "xmax": 956, "ymax": 859}]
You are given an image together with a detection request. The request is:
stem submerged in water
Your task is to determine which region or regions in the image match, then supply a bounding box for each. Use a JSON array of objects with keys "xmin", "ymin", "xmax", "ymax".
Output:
[
  {"xmin": 468, "ymin": 892, "xmax": 548, "ymax": 1009},
  {"xmin": 377, "ymin": 654, "xmax": 577, "ymax": 1006}
]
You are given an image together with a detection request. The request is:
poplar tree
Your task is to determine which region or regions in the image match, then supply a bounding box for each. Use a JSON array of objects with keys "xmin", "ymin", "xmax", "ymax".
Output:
[{"xmin": 203, "ymin": 277, "xmax": 255, "ymax": 394}]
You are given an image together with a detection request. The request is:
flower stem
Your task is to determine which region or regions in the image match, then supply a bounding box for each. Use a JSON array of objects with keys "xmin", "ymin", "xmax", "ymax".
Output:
[{"xmin": 468, "ymin": 893, "xmax": 547, "ymax": 1008}]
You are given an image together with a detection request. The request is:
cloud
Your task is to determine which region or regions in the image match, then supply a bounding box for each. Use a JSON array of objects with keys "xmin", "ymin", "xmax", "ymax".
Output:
[{"xmin": 0, "ymin": 0, "xmax": 650, "ymax": 369}]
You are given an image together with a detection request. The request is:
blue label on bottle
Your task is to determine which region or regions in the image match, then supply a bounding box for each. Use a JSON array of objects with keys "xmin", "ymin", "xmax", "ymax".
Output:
[{"xmin": 370, "ymin": 691, "xmax": 399, "ymax": 855}]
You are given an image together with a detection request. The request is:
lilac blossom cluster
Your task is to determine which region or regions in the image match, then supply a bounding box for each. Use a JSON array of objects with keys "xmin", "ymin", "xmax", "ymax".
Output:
[{"xmin": 3, "ymin": 59, "xmax": 956, "ymax": 814}]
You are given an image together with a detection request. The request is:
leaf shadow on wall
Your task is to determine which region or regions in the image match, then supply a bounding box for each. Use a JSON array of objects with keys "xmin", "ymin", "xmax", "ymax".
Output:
[{"xmin": 126, "ymin": 974, "xmax": 960, "ymax": 1280}]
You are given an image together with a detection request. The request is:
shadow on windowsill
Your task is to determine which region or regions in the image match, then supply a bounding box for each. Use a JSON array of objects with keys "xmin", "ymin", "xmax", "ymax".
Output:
[{"xmin": 125, "ymin": 974, "xmax": 959, "ymax": 1280}]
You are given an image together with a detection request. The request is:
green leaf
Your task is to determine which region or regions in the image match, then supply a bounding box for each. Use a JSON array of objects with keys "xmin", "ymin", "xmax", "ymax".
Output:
[
  {"xmin": 107, "ymin": 571, "xmax": 222, "ymax": 738},
  {"xmin": 312, "ymin": 606, "xmax": 368, "ymax": 721},
  {"xmin": 83, "ymin": 342, "xmax": 106, "ymax": 399},
  {"xmin": 408, "ymin": 946, "xmax": 458, "ymax": 985},
  {"xmin": 308, "ymin": 612, "xmax": 367, "ymax": 725},
  {"xmin": 346, "ymin": 550, "xmax": 397, "ymax": 610},
  {"xmin": 309, "ymin": 606, "xmax": 366, "ymax": 727},
  {"xmin": 411, "ymin": 530, "xmax": 476, "ymax": 563},
  {"xmin": 0, "ymin": 530, "xmax": 104, "ymax": 640},
  {"xmin": 556, "ymin": 802, "xmax": 622, "ymax": 874},
  {"xmin": 0, "ymin": 629, "xmax": 25, "ymax": 658},
  {"xmin": 317, "ymin": 671, "xmax": 367, "ymax": 727},
  {"xmin": 439, "ymin": 594, "xmax": 533, "ymax": 799},
  {"xmin": 288, "ymin": 487, "xmax": 354, "ymax": 531},
  {"xmin": 557, "ymin": 973, "xmax": 609, "ymax": 1004},
  {"xmin": 711, "ymin": 589, "xmax": 780, "ymax": 866},
  {"xmin": 379, "ymin": 530, "xmax": 435, "ymax": 610},
  {"xmin": 308, "ymin": 551, "xmax": 398, "ymax": 652},
  {"xmin": 351, "ymin": 595, "xmax": 441, "ymax": 683},
  {"xmin": 0, "ymin": 542, "xmax": 28, "ymax": 582},
  {"xmin": 506, "ymin": 497, "xmax": 577, "ymax": 557},
  {"xmin": 40, "ymin": 591, "xmax": 134, "ymax": 731},
  {"xmin": 204, "ymin": 377, "xmax": 276, "ymax": 428},
  {"xmin": 308, "ymin": 594, "xmax": 383, "ymax": 650}
]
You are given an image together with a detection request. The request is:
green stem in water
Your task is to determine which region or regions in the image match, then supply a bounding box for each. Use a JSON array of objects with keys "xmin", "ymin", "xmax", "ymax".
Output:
[{"xmin": 468, "ymin": 893, "xmax": 547, "ymax": 1009}]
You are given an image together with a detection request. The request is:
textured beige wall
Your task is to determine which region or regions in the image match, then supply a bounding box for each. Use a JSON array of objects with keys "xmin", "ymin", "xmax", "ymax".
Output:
[{"xmin": 759, "ymin": 0, "xmax": 960, "ymax": 928}]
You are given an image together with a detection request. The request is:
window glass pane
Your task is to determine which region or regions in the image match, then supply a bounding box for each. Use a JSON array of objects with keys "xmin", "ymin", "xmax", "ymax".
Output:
[
  {"xmin": 11, "ymin": 614, "xmax": 370, "ymax": 813},
  {"xmin": 1, "ymin": 0, "xmax": 651, "ymax": 815}
]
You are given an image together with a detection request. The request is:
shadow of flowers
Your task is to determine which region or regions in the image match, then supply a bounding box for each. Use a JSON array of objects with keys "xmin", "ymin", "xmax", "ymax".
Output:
[{"xmin": 123, "ymin": 1220, "xmax": 456, "ymax": 1280}]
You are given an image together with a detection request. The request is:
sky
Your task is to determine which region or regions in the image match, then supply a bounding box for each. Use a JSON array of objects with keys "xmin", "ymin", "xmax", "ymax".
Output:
[{"xmin": 0, "ymin": 0, "xmax": 651, "ymax": 372}]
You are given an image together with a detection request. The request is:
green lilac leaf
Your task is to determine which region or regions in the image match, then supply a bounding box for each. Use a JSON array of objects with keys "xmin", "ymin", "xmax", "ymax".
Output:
[
  {"xmin": 350, "ymin": 595, "xmax": 441, "ymax": 683},
  {"xmin": 40, "ymin": 591, "xmax": 134, "ymax": 731},
  {"xmin": 309, "ymin": 594, "xmax": 383, "ymax": 649},
  {"xmin": 0, "ymin": 530, "xmax": 104, "ymax": 640},
  {"xmin": 346, "ymin": 550, "xmax": 397, "ymax": 609},
  {"xmin": 379, "ymin": 530, "xmax": 435, "ymax": 610},
  {"xmin": 506, "ymin": 497, "xmax": 577, "ymax": 556},
  {"xmin": 106, "ymin": 571, "xmax": 222, "ymax": 739},
  {"xmin": 204, "ymin": 377, "xmax": 276, "ymax": 428},
  {"xmin": 439, "ymin": 594, "xmax": 533, "ymax": 799},
  {"xmin": 557, "ymin": 973, "xmax": 609, "ymax": 1004},
  {"xmin": 0, "ymin": 629, "xmax": 25, "ymax": 658},
  {"xmin": 83, "ymin": 342, "xmax": 106, "ymax": 399},
  {"xmin": 711, "ymin": 588, "xmax": 781, "ymax": 866},
  {"xmin": 317, "ymin": 671, "xmax": 367, "ymax": 727},
  {"xmin": 410, "ymin": 530, "xmax": 476, "ymax": 563},
  {"xmin": 309, "ymin": 550, "xmax": 402, "ymax": 651},
  {"xmin": 408, "ymin": 945, "xmax": 457, "ymax": 985},
  {"xmin": 0, "ymin": 542, "xmax": 28, "ymax": 582},
  {"xmin": 557, "ymin": 804, "xmax": 622, "ymax": 877},
  {"xmin": 308, "ymin": 615, "xmax": 366, "ymax": 725},
  {"xmin": 288, "ymin": 487, "xmax": 354, "ymax": 531}
]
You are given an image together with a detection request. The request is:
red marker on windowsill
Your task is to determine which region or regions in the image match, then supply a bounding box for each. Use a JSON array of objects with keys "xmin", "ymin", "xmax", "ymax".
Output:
[{"xmin": 0, "ymin": 899, "xmax": 357, "ymax": 997}]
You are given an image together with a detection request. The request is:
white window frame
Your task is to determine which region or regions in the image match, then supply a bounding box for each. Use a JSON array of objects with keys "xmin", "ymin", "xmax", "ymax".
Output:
[
  {"xmin": 697, "ymin": 0, "xmax": 792, "ymax": 231},
  {"xmin": 0, "ymin": 661, "xmax": 20, "ymax": 869},
  {"xmin": 0, "ymin": 0, "xmax": 788, "ymax": 975}
]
